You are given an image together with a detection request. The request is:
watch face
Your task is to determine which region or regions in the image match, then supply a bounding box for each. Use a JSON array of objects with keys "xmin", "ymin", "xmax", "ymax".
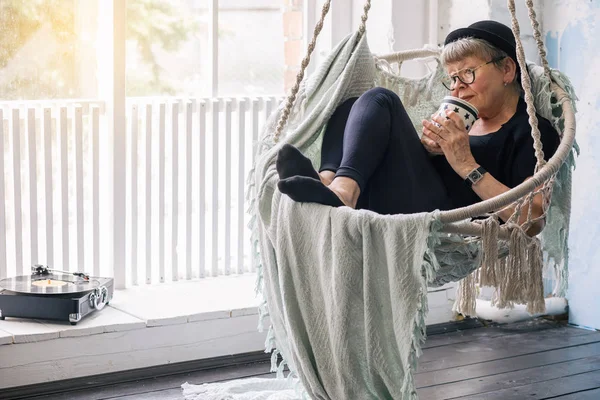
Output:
[{"xmin": 469, "ymin": 170, "xmax": 481, "ymax": 181}]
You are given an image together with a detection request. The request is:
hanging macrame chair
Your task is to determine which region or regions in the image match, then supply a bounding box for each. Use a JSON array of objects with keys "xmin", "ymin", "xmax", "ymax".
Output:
[
  {"xmin": 241, "ymin": 0, "xmax": 578, "ymax": 398},
  {"xmin": 250, "ymin": 0, "xmax": 577, "ymax": 313}
]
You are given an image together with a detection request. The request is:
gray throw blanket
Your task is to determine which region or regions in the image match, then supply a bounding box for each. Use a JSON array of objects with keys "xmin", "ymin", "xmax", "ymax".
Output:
[{"xmin": 257, "ymin": 199, "xmax": 437, "ymax": 399}]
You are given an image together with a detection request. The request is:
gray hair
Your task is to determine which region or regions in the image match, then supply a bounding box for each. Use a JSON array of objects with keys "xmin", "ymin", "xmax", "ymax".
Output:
[{"xmin": 441, "ymin": 37, "xmax": 520, "ymax": 90}]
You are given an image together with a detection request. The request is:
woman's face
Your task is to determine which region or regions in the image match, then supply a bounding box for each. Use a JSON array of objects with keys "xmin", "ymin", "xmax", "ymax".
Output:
[{"xmin": 445, "ymin": 55, "xmax": 515, "ymax": 118}]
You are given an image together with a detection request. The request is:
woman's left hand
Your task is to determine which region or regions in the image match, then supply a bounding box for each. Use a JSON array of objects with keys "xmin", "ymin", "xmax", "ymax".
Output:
[{"xmin": 422, "ymin": 110, "xmax": 479, "ymax": 178}]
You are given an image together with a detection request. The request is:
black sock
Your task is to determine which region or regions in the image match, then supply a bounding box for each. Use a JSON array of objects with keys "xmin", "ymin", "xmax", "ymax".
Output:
[
  {"xmin": 276, "ymin": 144, "xmax": 320, "ymax": 180},
  {"xmin": 277, "ymin": 176, "xmax": 344, "ymax": 207}
]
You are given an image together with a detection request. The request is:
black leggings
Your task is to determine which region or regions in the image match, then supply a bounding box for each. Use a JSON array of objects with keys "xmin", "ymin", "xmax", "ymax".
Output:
[{"xmin": 319, "ymin": 87, "xmax": 453, "ymax": 214}]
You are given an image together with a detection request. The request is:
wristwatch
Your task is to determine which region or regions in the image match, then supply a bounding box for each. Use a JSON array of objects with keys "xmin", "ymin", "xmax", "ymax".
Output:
[{"xmin": 464, "ymin": 166, "xmax": 487, "ymax": 188}]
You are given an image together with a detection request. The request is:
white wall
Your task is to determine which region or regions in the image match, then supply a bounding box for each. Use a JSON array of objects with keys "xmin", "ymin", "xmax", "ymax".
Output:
[
  {"xmin": 437, "ymin": 0, "xmax": 541, "ymax": 62},
  {"xmin": 542, "ymin": 0, "xmax": 600, "ymax": 330},
  {"xmin": 350, "ymin": 0, "xmax": 433, "ymax": 77},
  {"xmin": 352, "ymin": 0, "xmax": 393, "ymax": 55}
]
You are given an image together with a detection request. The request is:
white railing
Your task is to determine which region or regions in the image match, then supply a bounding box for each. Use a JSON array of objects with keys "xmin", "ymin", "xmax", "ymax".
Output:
[
  {"xmin": 125, "ymin": 96, "xmax": 281, "ymax": 284},
  {"xmin": 0, "ymin": 100, "xmax": 105, "ymax": 280},
  {"xmin": 0, "ymin": 96, "xmax": 282, "ymax": 286}
]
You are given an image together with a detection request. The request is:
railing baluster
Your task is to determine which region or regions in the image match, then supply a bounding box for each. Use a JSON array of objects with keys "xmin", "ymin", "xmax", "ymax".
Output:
[
  {"xmin": 198, "ymin": 100, "xmax": 207, "ymax": 279},
  {"xmin": 265, "ymin": 97, "xmax": 275, "ymax": 123},
  {"xmin": 130, "ymin": 104, "xmax": 139, "ymax": 285},
  {"xmin": 12, "ymin": 109, "xmax": 24, "ymax": 275},
  {"xmin": 250, "ymin": 98, "xmax": 259, "ymax": 273},
  {"xmin": 171, "ymin": 102, "xmax": 179, "ymax": 281},
  {"xmin": 237, "ymin": 99, "xmax": 246, "ymax": 274},
  {"xmin": 185, "ymin": 101, "xmax": 193, "ymax": 281},
  {"xmin": 59, "ymin": 107, "xmax": 69, "ymax": 272},
  {"xmin": 158, "ymin": 103, "xmax": 166, "ymax": 283},
  {"xmin": 211, "ymin": 99, "xmax": 219, "ymax": 277},
  {"xmin": 91, "ymin": 106, "xmax": 100, "ymax": 278},
  {"xmin": 144, "ymin": 104, "xmax": 152, "ymax": 284},
  {"xmin": 74, "ymin": 106, "xmax": 84, "ymax": 273},
  {"xmin": 0, "ymin": 110, "xmax": 6, "ymax": 278},
  {"xmin": 252, "ymin": 98, "xmax": 259, "ymax": 159},
  {"xmin": 27, "ymin": 108, "xmax": 38, "ymax": 266},
  {"xmin": 224, "ymin": 99, "xmax": 232, "ymax": 276},
  {"xmin": 43, "ymin": 108, "xmax": 53, "ymax": 268}
]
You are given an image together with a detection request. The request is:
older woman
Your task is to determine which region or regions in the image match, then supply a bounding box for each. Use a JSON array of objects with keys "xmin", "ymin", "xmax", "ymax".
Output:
[{"xmin": 276, "ymin": 20, "xmax": 559, "ymax": 232}]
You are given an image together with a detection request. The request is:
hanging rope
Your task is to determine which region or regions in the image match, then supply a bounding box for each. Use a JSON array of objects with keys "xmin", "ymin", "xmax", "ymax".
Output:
[
  {"xmin": 525, "ymin": 0, "xmax": 552, "ymax": 81},
  {"xmin": 274, "ymin": 0, "xmax": 372, "ymax": 142},
  {"xmin": 506, "ymin": 0, "xmax": 560, "ymax": 231},
  {"xmin": 358, "ymin": 0, "xmax": 372, "ymax": 37},
  {"xmin": 508, "ymin": 0, "xmax": 546, "ymax": 173},
  {"xmin": 522, "ymin": 0, "xmax": 557, "ymax": 228},
  {"xmin": 273, "ymin": 0, "xmax": 332, "ymax": 143}
]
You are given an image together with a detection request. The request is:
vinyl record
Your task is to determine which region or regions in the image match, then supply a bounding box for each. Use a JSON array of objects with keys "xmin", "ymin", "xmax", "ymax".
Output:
[{"xmin": 0, "ymin": 274, "xmax": 103, "ymax": 295}]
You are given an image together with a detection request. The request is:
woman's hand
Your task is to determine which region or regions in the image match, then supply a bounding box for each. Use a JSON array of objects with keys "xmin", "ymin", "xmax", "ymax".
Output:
[
  {"xmin": 422, "ymin": 110, "xmax": 478, "ymax": 178},
  {"xmin": 420, "ymin": 127, "xmax": 444, "ymax": 155}
]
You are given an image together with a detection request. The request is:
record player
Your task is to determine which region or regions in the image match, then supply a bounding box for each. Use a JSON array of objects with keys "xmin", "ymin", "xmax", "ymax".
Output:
[{"xmin": 0, "ymin": 265, "xmax": 114, "ymax": 325}]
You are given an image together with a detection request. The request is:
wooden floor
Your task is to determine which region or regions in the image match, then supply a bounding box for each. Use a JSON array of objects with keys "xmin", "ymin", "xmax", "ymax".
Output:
[{"xmin": 14, "ymin": 318, "xmax": 600, "ymax": 400}]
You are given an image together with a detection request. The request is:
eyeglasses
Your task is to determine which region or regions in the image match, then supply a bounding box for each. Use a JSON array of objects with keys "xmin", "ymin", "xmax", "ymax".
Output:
[{"xmin": 441, "ymin": 56, "xmax": 506, "ymax": 90}]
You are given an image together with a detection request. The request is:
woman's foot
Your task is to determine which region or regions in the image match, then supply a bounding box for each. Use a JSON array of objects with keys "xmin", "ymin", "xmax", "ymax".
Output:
[
  {"xmin": 318, "ymin": 170, "xmax": 335, "ymax": 186},
  {"xmin": 277, "ymin": 176, "xmax": 344, "ymax": 207},
  {"xmin": 276, "ymin": 144, "xmax": 320, "ymax": 180},
  {"xmin": 278, "ymin": 175, "xmax": 361, "ymax": 209},
  {"xmin": 328, "ymin": 177, "xmax": 361, "ymax": 208}
]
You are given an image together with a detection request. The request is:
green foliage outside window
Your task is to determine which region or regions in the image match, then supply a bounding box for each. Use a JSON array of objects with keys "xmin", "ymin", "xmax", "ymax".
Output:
[{"xmin": 0, "ymin": 0, "xmax": 199, "ymax": 99}]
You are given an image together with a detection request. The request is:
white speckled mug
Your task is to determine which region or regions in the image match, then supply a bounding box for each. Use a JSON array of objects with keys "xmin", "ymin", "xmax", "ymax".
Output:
[{"xmin": 436, "ymin": 95, "xmax": 479, "ymax": 133}]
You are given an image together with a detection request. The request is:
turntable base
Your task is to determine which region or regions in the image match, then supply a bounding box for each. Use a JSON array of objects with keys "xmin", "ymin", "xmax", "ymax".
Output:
[{"xmin": 0, "ymin": 266, "xmax": 114, "ymax": 325}]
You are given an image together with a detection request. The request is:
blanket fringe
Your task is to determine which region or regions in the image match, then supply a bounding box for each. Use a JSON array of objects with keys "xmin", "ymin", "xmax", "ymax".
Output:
[{"xmin": 399, "ymin": 216, "xmax": 443, "ymax": 400}]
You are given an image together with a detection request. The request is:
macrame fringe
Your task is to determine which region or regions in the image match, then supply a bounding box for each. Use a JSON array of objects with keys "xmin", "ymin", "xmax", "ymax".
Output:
[
  {"xmin": 526, "ymin": 239, "xmax": 546, "ymax": 314},
  {"xmin": 452, "ymin": 269, "xmax": 478, "ymax": 317},
  {"xmin": 455, "ymin": 219, "xmax": 547, "ymax": 317},
  {"xmin": 502, "ymin": 227, "xmax": 528, "ymax": 304},
  {"xmin": 479, "ymin": 216, "xmax": 500, "ymax": 287}
]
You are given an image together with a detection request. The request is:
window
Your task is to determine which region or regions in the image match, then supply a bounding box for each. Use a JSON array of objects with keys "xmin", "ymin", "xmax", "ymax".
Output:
[
  {"xmin": 217, "ymin": 0, "xmax": 284, "ymax": 96},
  {"xmin": 125, "ymin": 0, "xmax": 208, "ymax": 97},
  {"xmin": 125, "ymin": 0, "xmax": 286, "ymax": 98},
  {"xmin": 0, "ymin": 0, "xmax": 101, "ymax": 100}
]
